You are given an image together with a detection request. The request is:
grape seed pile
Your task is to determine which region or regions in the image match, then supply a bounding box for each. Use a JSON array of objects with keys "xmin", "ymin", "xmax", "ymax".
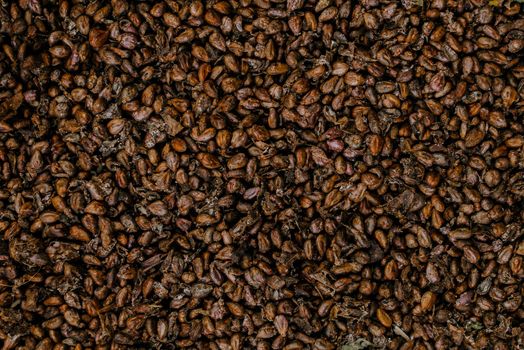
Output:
[{"xmin": 0, "ymin": 0, "xmax": 523, "ymax": 349}]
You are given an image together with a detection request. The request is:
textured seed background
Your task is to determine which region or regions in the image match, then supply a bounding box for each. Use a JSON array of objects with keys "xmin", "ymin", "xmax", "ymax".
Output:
[{"xmin": 0, "ymin": 0, "xmax": 523, "ymax": 349}]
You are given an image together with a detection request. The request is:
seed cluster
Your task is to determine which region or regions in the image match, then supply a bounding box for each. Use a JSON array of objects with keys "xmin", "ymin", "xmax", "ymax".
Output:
[{"xmin": 0, "ymin": 0, "xmax": 523, "ymax": 349}]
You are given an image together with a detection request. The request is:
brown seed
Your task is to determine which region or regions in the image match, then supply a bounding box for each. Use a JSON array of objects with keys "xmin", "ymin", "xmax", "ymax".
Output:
[
  {"xmin": 163, "ymin": 13, "xmax": 181, "ymax": 28},
  {"xmin": 192, "ymin": 46, "xmax": 210, "ymax": 62},
  {"xmin": 267, "ymin": 63, "xmax": 289, "ymax": 75},
  {"xmin": 85, "ymin": 201, "xmax": 106, "ymax": 215},
  {"xmin": 464, "ymin": 128, "xmax": 485, "ymax": 148},
  {"xmin": 70, "ymin": 226, "xmax": 91, "ymax": 242},
  {"xmin": 88, "ymin": 28, "xmax": 108, "ymax": 48},
  {"xmin": 197, "ymin": 153, "xmax": 221, "ymax": 169},
  {"xmin": 420, "ymin": 291, "xmax": 437, "ymax": 312},
  {"xmin": 376, "ymin": 308, "xmax": 392, "ymax": 328},
  {"xmin": 148, "ymin": 201, "xmax": 168, "ymax": 216},
  {"xmin": 463, "ymin": 245, "xmax": 480, "ymax": 264},
  {"xmin": 274, "ymin": 315, "xmax": 288, "ymax": 336}
]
